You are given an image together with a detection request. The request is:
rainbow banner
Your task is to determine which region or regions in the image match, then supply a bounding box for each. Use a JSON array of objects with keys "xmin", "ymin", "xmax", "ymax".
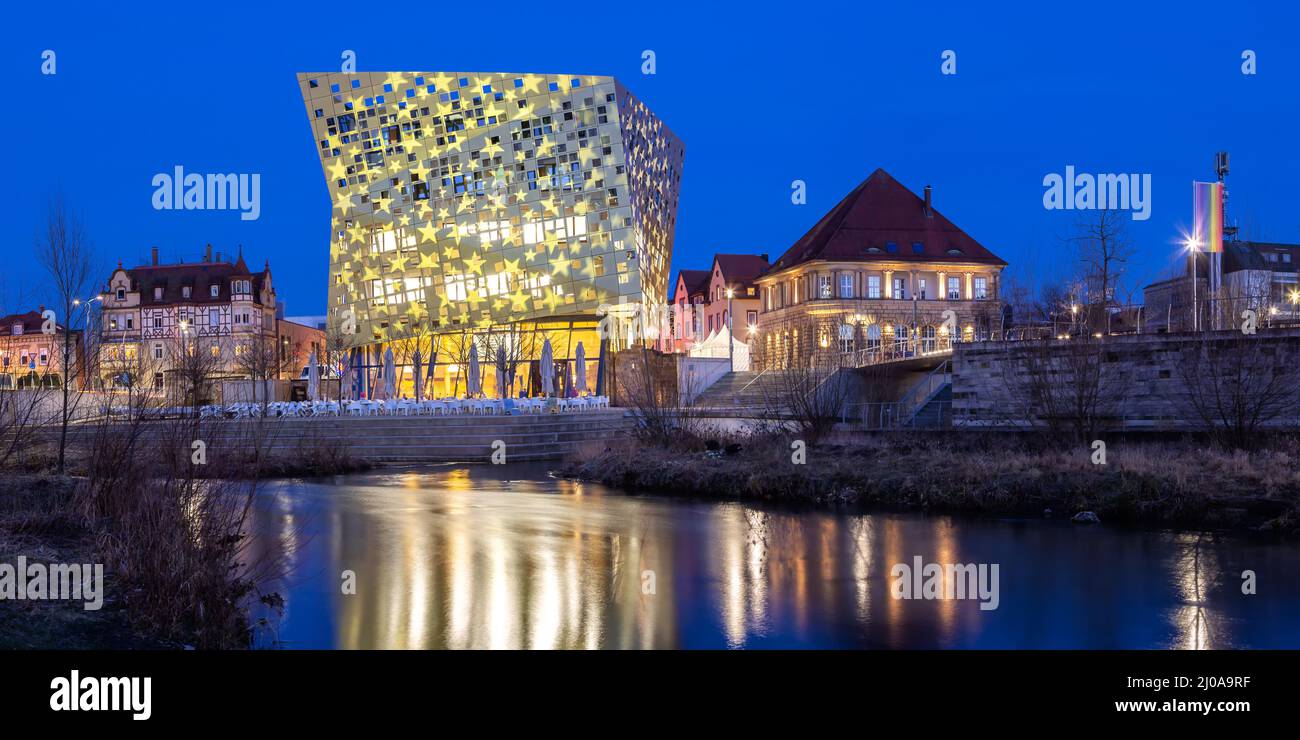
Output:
[{"xmin": 1192, "ymin": 181, "xmax": 1224, "ymax": 253}]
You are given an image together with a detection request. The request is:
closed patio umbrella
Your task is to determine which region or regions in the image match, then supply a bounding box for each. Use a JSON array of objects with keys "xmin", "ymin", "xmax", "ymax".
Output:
[
  {"xmin": 307, "ymin": 351, "xmax": 320, "ymax": 401},
  {"xmin": 496, "ymin": 346, "xmax": 508, "ymax": 398},
  {"xmin": 412, "ymin": 348, "xmax": 423, "ymax": 402},
  {"xmin": 426, "ymin": 343, "xmax": 438, "ymax": 399},
  {"xmin": 574, "ymin": 341, "xmax": 587, "ymax": 394},
  {"xmin": 467, "ymin": 343, "xmax": 481, "ymax": 397},
  {"xmin": 540, "ymin": 337, "xmax": 554, "ymax": 396},
  {"xmin": 383, "ymin": 346, "xmax": 396, "ymax": 399}
]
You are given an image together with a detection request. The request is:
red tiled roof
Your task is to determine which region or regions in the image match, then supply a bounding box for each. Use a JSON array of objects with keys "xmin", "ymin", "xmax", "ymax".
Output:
[
  {"xmin": 713, "ymin": 254, "xmax": 770, "ymax": 286},
  {"xmin": 673, "ymin": 269, "xmax": 711, "ymax": 301},
  {"xmin": 0, "ymin": 310, "xmax": 69, "ymax": 335},
  {"xmin": 769, "ymin": 169, "xmax": 1006, "ymax": 272}
]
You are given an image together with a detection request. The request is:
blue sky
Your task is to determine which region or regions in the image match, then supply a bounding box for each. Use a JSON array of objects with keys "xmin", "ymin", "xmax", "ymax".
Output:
[{"xmin": 6, "ymin": 1, "xmax": 1298, "ymax": 315}]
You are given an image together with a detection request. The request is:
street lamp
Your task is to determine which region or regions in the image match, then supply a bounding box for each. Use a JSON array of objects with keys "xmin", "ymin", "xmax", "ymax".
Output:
[
  {"xmin": 725, "ymin": 287, "xmax": 735, "ymax": 372},
  {"xmin": 1184, "ymin": 237, "xmax": 1200, "ymax": 331}
]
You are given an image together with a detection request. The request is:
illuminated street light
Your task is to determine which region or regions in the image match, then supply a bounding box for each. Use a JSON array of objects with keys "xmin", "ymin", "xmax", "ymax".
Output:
[{"xmin": 1183, "ymin": 235, "xmax": 1201, "ymax": 332}]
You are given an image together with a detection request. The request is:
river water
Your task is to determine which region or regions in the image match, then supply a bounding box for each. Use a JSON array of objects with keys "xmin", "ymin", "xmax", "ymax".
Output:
[{"xmin": 246, "ymin": 464, "xmax": 1300, "ymax": 649}]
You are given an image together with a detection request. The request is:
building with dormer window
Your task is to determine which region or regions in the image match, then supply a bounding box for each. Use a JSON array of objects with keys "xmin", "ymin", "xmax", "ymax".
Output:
[
  {"xmin": 97, "ymin": 245, "xmax": 285, "ymax": 390},
  {"xmin": 0, "ymin": 309, "xmax": 83, "ymax": 390},
  {"xmin": 752, "ymin": 169, "xmax": 1006, "ymax": 370}
]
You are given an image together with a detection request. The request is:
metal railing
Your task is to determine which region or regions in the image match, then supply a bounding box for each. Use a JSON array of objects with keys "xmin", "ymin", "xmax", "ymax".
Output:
[
  {"xmin": 841, "ymin": 360, "xmax": 951, "ymax": 429},
  {"xmin": 847, "ymin": 400, "xmax": 953, "ymax": 430}
]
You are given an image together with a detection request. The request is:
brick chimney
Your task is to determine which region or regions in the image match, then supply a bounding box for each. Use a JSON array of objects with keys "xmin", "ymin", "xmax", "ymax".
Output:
[
  {"xmin": 923, "ymin": 185, "xmax": 933, "ymax": 218},
  {"xmin": 204, "ymin": 243, "xmax": 213, "ymax": 262},
  {"xmin": 760, "ymin": 253, "xmax": 769, "ymax": 263},
  {"xmin": 151, "ymin": 246, "xmax": 159, "ymax": 265}
]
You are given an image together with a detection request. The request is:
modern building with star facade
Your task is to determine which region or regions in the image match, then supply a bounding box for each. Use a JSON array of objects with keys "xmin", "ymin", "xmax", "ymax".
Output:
[{"xmin": 298, "ymin": 71, "xmax": 683, "ymax": 398}]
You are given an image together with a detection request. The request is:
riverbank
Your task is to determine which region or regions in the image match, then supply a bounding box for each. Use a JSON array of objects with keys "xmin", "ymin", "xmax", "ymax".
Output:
[
  {"xmin": 0, "ymin": 442, "xmax": 359, "ymax": 649},
  {"xmin": 561, "ymin": 434, "xmax": 1300, "ymax": 535},
  {"xmin": 0, "ymin": 475, "xmax": 174, "ymax": 648}
]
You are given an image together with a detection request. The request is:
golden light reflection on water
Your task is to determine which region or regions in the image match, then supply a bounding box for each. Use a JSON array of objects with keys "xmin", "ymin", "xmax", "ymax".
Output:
[
  {"xmin": 1168, "ymin": 532, "xmax": 1223, "ymax": 650},
  {"xmin": 247, "ymin": 469, "xmax": 1287, "ymax": 649}
]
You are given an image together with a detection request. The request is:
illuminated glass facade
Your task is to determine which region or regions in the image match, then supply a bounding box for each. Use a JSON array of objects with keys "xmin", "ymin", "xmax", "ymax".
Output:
[{"xmin": 298, "ymin": 71, "xmax": 682, "ymax": 397}]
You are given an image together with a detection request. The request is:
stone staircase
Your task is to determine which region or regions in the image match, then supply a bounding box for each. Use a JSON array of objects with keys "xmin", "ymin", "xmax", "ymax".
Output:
[
  {"xmin": 907, "ymin": 384, "xmax": 952, "ymax": 428},
  {"xmin": 689, "ymin": 371, "xmax": 780, "ymax": 412},
  {"xmin": 115, "ymin": 410, "xmax": 636, "ymax": 463}
]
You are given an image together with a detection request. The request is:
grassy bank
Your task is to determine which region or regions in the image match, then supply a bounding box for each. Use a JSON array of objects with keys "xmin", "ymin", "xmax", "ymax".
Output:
[
  {"xmin": 562, "ymin": 433, "xmax": 1300, "ymax": 534},
  {"xmin": 0, "ymin": 475, "xmax": 173, "ymax": 649},
  {"xmin": 0, "ymin": 435, "xmax": 360, "ymax": 649}
]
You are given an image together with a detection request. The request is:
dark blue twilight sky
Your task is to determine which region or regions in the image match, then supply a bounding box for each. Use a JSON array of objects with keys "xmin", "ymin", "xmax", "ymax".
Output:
[{"xmin": 4, "ymin": 1, "xmax": 1298, "ymax": 315}]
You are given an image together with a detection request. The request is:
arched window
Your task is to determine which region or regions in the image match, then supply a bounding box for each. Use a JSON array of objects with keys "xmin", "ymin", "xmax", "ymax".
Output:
[
  {"xmin": 837, "ymin": 323, "xmax": 854, "ymax": 353},
  {"xmin": 921, "ymin": 325, "xmax": 937, "ymax": 352},
  {"xmin": 894, "ymin": 324, "xmax": 909, "ymax": 353},
  {"xmin": 865, "ymin": 323, "xmax": 882, "ymax": 352}
]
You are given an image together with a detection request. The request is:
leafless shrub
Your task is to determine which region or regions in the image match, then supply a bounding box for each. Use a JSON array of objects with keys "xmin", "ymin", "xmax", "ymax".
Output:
[
  {"xmin": 1176, "ymin": 331, "xmax": 1300, "ymax": 449},
  {"xmin": 1002, "ymin": 333, "xmax": 1129, "ymax": 444},
  {"xmin": 613, "ymin": 346, "xmax": 708, "ymax": 446},
  {"xmin": 758, "ymin": 317, "xmax": 853, "ymax": 442},
  {"xmin": 73, "ymin": 399, "xmax": 281, "ymax": 648}
]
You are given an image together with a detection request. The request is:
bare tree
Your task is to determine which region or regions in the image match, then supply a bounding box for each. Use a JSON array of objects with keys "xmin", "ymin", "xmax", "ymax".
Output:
[
  {"xmin": 1068, "ymin": 209, "xmax": 1134, "ymax": 331},
  {"xmin": 169, "ymin": 330, "xmax": 228, "ymax": 413},
  {"xmin": 35, "ymin": 196, "xmax": 94, "ymax": 474},
  {"xmin": 232, "ymin": 332, "xmax": 287, "ymax": 413},
  {"xmin": 321, "ymin": 319, "xmax": 354, "ymax": 402},
  {"xmin": 1176, "ymin": 332, "xmax": 1300, "ymax": 448},
  {"xmin": 481, "ymin": 322, "xmax": 539, "ymax": 399},
  {"xmin": 441, "ymin": 328, "xmax": 475, "ymax": 398},
  {"xmin": 758, "ymin": 315, "xmax": 854, "ymax": 442},
  {"xmin": 1010, "ymin": 333, "xmax": 1128, "ymax": 444}
]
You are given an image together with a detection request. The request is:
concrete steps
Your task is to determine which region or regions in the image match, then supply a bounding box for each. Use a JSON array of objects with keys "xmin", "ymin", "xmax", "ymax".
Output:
[
  {"xmin": 95, "ymin": 410, "xmax": 635, "ymax": 463},
  {"xmin": 691, "ymin": 371, "xmax": 781, "ymax": 409},
  {"xmin": 908, "ymin": 385, "xmax": 952, "ymax": 428}
]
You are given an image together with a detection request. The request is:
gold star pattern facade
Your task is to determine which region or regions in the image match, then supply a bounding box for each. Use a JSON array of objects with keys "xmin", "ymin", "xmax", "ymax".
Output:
[{"xmin": 298, "ymin": 72, "xmax": 684, "ymax": 356}]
